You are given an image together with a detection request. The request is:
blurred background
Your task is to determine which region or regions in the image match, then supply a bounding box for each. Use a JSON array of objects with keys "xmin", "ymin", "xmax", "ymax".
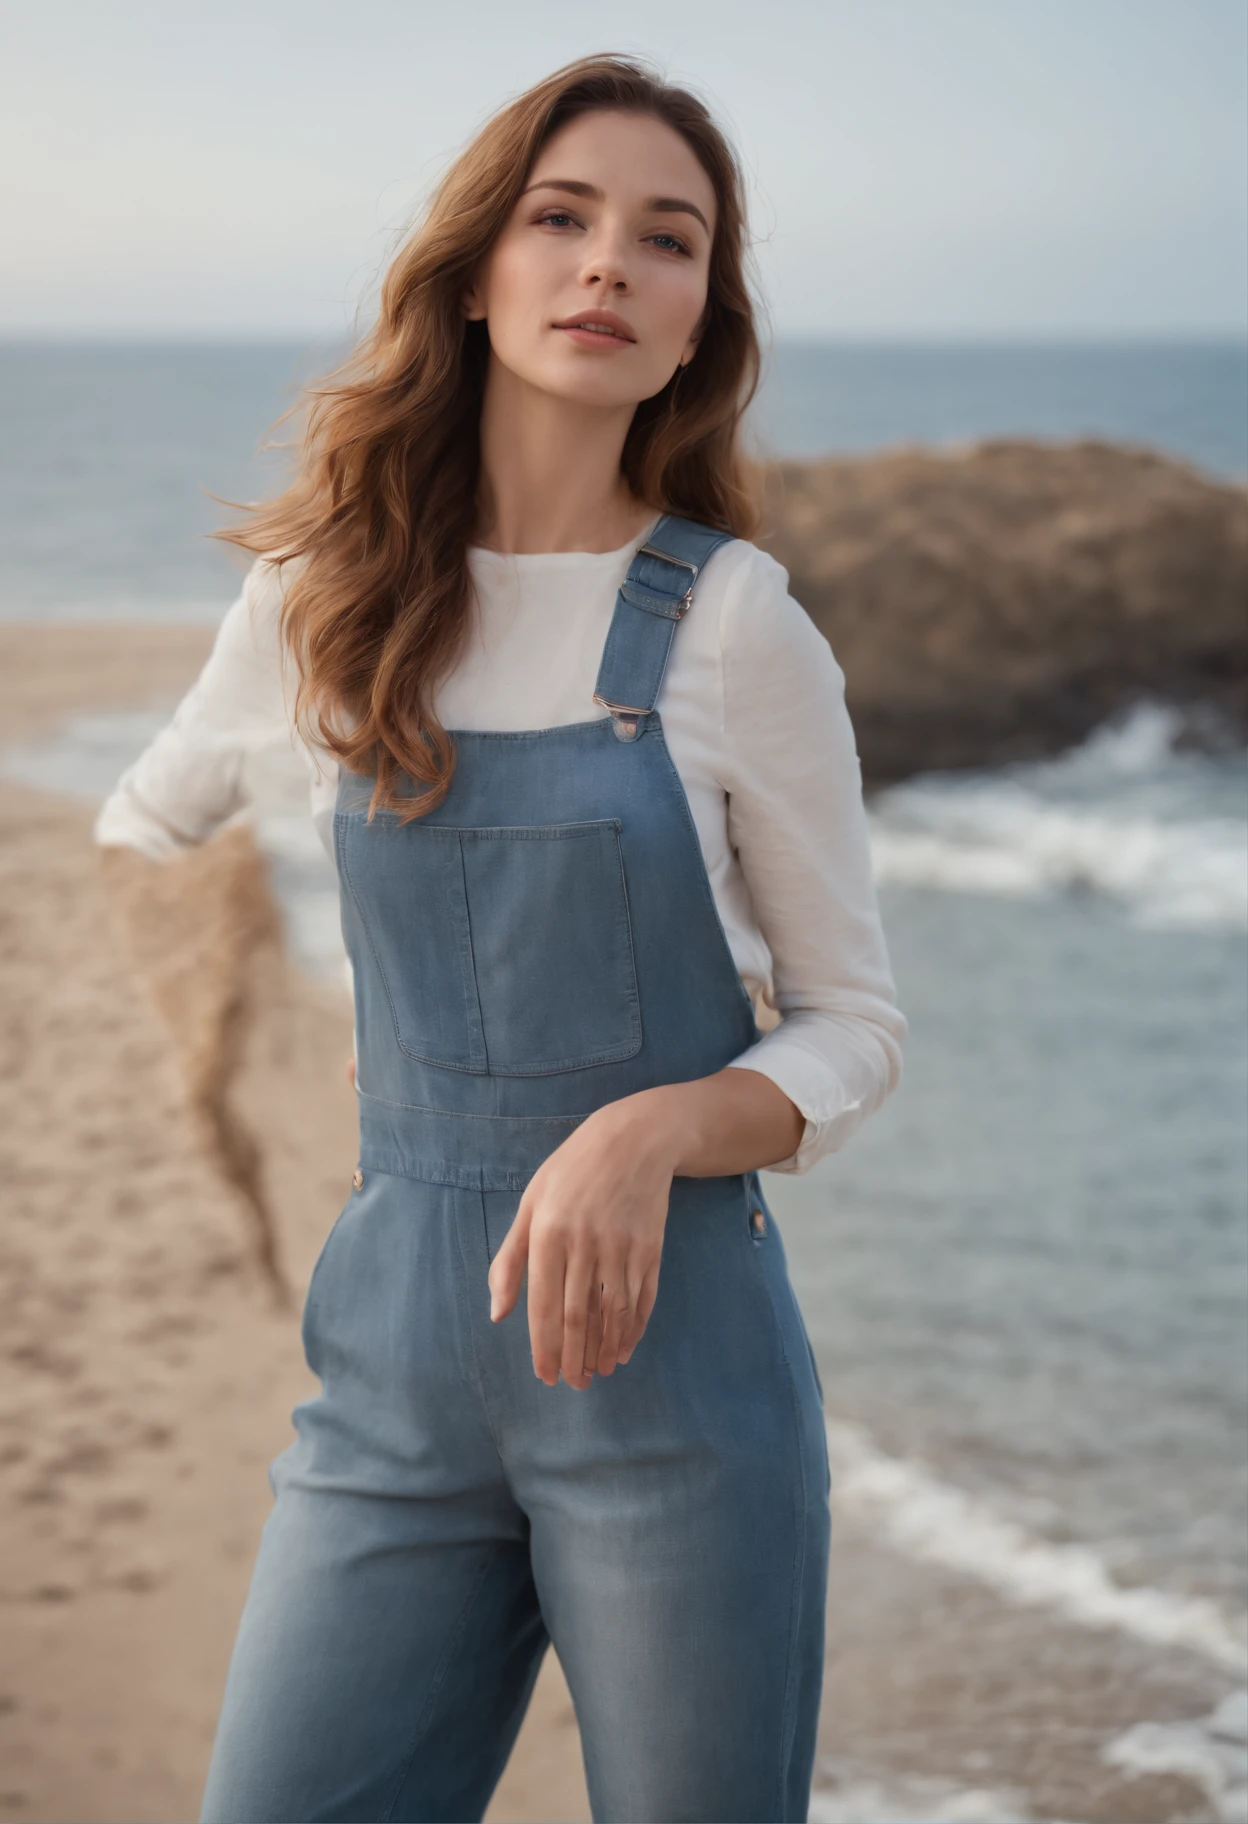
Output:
[{"xmin": 0, "ymin": 4, "xmax": 1245, "ymax": 1822}]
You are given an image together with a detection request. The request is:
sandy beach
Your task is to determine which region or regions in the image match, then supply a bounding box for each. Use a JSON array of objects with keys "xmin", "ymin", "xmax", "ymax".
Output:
[{"xmin": 0, "ymin": 626, "xmax": 1235, "ymax": 1823}]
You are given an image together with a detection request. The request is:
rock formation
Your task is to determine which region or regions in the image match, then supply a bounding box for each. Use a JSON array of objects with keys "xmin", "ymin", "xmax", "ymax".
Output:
[{"xmin": 758, "ymin": 439, "xmax": 1248, "ymax": 782}]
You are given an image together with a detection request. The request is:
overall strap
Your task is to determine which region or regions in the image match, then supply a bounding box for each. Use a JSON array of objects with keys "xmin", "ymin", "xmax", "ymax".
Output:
[{"xmin": 593, "ymin": 514, "xmax": 736, "ymax": 740}]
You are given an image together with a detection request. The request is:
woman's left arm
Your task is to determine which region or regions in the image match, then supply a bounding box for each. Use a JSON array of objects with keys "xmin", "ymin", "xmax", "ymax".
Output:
[
  {"xmin": 714, "ymin": 543, "xmax": 908, "ymax": 1172},
  {"xmin": 488, "ymin": 545, "xmax": 906, "ymax": 1390},
  {"xmin": 488, "ymin": 1062, "xmax": 804, "ymax": 1392}
]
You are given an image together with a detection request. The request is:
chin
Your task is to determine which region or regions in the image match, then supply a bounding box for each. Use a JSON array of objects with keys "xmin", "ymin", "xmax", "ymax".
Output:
[{"xmin": 527, "ymin": 361, "xmax": 654, "ymax": 411}]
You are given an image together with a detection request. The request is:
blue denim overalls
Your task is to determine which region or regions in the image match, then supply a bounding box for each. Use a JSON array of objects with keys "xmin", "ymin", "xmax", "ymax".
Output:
[{"xmin": 199, "ymin": 515, "xmax": 832, "ymax": 1824}]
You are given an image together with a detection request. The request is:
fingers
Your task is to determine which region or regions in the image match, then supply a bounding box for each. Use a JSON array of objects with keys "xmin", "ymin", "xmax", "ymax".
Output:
[
  {"xmin": 594, "ymin": 1264, "xmax": 632, "ymax": 1376},
  {"xmin": 577, "ymin": 1252, "xmax": 656, "ymax": 1382},
  {"xmin": 526, "ymin": 1221, "xmax": 567, "ymax": 1386},
  {"xmin": 560, "ymin": 1250, "xmax": 645, "ymax": 1388},
  {"xmin": 616, "ymin": 1260, "xmax": 660, "ymax": 1366},
  {"xmin": 578, "ymin": 1267, "xmax": 605, "ymax": 1392},
  {"xmin": 510, "ymin": 1207, "xmax": 663, "ymax": 1390},
  {"xmin": 488, "ymin": 1201, "xmax": 531, "ymax": 1324},
  {"xmin": 545, "ymin": 1246, "xmax": 659, "ymax": 1385},
  {"xmin": 559, "ymin": 1251, "xmax": 595, "ymax": 1392}
]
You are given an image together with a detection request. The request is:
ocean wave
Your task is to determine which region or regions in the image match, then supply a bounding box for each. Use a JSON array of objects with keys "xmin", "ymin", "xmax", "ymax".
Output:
[
  {"xmin": 0, "ymin": 706, "xmax": 174, "ymax": 800},
  {"xmin": 825, "ymin": 1413, "xmax": 1248, "ymax": 1673},
  {"xmin": 1103, "ymin": 1689, "xmax": 1247, "ymax": 1824},
  {"xmin": 808, "ymin": 1768, "xmax": 1033, "ymax": 1822},
  {"xmin": 7, "ymin": 699, "xmax": 1246, "ymax": 942},
  {"xmin": 868, "ymin": 703, "xmax": 1248, "ymax": 931}
]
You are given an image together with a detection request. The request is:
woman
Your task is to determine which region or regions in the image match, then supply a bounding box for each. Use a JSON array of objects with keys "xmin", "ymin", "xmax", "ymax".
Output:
[{"xmin": 96, "ymin": 52, "xmax": 905, "ymax": 1824}]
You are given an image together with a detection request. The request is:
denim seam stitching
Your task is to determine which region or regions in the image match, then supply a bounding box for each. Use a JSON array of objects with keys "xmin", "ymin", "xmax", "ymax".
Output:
[
  {"xmin": 355, "ymin": 817, "xmax": 625, "ymax": 840},
  {"xmin": 448, "ymin": 715, "xmax": 621, "ymax": 742},
  {"xmin": 453, "ymin": 830, "xmax": 489, "ymax": 1070},
  {"xmin": 380, "ymin": 1541, "xmax": 501, "ymax": 1822},
  {"xmin": 455, "ymin": 1188, "xmax": 509, "ymax": 1464},
  {"xmin": 337, "ymin": 811, "xmax": 485, "ymax": 1076},
  {"xmin": 625, "ymin": 615, "xmax": 677, "ymax": 711},
  {"xmin": 438, "ymin": 820, "xmax": 623, "ymax": 840},
  {"xmin": 358, "ymin": 1089, "xmax": 590, "ymax": 1125},
  {"xmin": 753, "ymin": 1226, "xmax": 810, "ymax": 1822},
  {"xmin": 357, "ymin": 1155, "xmax": 553, "ymax": 1193},
  {"xmin": 606, "ymin": 816, "xmax": 644, "ymax": 1045}
]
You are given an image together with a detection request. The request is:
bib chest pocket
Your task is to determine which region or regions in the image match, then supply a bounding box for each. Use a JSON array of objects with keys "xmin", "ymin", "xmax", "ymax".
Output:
[{"xmin": 336, "ymin": 814, "xmax": 642, "ymax": 1076}]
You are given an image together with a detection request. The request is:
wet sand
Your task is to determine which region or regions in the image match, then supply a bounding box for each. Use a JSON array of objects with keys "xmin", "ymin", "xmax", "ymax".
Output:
[{"xmin": 0, "ymin": 626, "xmax": 1230, "ymax": 1823}]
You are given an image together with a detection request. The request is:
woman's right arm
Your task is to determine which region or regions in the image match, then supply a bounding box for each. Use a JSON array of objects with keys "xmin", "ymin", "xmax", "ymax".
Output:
[{"xmin": 94, "ymin": 557, "xmax": 298, "ymax": 859}]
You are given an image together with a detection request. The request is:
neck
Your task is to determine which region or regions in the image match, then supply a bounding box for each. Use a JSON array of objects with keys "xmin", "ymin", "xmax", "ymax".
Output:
[{"xmin": 472, "ymin": 357, "xmax": 656, "ymax": 555}]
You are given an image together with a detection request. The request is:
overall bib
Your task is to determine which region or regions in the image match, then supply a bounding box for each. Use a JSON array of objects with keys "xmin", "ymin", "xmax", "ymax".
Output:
[{"xmin": 199, "ymin": 516, "xmax": 832, "ymax": 1824}]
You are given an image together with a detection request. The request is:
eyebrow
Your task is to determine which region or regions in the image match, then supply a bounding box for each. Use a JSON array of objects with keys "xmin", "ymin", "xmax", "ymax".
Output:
[{"xmin": 520, "ymin": 178, "xmax": 711, "ymax": 237}]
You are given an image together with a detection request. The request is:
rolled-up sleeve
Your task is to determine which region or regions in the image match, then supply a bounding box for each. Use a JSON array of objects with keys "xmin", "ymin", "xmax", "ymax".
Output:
[
  {"xmin": 718, "ymin": 547, "xmax": 906, "ymax": 1172},
  {"xmin": 93, "ymin": 557, "xmax": 297, "ymax": 860}
]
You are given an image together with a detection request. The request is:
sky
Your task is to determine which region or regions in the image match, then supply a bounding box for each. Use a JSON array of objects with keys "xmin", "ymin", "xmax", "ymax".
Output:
[{"xmin": 1, "ymin": 0, "xmax": 1245, "ymax": 341}]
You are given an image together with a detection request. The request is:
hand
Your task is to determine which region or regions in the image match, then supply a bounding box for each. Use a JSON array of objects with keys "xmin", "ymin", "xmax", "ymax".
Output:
[
  {"xmin": 486, "ymin": 1094, "xmax": 679, "ymax": 1390},
  {"xmin": 485, "ymin": 1069, "xmax": 805, "ymax": 1390},
  {"xmin": 346, "ymin": 1055, "xmax": 356, "ymax": 1088}
]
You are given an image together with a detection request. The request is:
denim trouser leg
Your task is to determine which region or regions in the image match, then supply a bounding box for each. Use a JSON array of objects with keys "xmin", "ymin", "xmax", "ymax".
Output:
[
  {"xmin": 199, "ymin": 1486, "xmax": 549, "ymax": 1823},
  {"xmin": 201, "ymin": 1174, "xmax": 829, "ymax": 1824},
  {"xmin": 199, "ymin": 1178, "xmax": 551, "ymax": 1823}
]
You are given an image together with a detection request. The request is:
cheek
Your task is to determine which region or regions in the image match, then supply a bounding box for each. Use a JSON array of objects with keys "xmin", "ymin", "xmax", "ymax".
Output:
[
  {"xmin": 482, "ymin": 236, "xmax": 560, "ymax": 345},
  {"xmin": 654, "ymin": 266, "xmax": 709, "ymax": 349}
]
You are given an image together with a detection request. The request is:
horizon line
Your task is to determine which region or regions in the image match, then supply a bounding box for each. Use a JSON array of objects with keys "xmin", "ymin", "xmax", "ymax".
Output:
[{"xmin": 0, "ymin": 328, "xmax": 1245, "ymax": 351}]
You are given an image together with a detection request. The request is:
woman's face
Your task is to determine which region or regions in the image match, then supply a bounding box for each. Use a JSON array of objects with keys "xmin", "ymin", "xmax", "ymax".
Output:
[{"xmin": 465, "ymin": 108, "xmax": 718, "ymax": 409}]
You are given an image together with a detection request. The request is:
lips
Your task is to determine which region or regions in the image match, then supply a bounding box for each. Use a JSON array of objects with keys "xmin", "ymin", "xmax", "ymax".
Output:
[{"xmin": 553, "ymin": 310, "xmax": 636, "ymax": 343}]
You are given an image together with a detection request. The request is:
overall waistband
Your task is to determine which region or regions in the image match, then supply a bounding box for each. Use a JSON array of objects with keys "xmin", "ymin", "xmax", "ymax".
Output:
[{"xmin": 357, "ymin": 1089, "xmax": 589, "ymax": 1192}]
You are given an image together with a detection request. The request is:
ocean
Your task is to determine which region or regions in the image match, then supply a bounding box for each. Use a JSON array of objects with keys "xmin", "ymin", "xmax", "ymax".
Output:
[
  {"xmin": 0, "ymin": 338, "xmax": 1244, "ymax": 623},
  {"xmin": 2, "ymin": 338, "xmax": 1245, "ymax": 1821}
]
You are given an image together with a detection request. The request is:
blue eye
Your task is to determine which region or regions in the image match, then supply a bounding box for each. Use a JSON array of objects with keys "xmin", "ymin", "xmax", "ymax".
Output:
[{"xmin": 535, "ymin": 211, "xmax": 692, "ymax": 256}]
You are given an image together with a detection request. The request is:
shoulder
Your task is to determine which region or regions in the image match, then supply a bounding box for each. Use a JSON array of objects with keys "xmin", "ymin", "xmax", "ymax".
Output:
[
  {"xmin": 705, "ymin": 537, "xmax": 846, "ymax": 697},
  {"xmin": 239, "ymin": 551, "xmax": 304, "ymax": 633},
  {"xmin": 211, "ymin": 552, "xmax": 304, "ymax": 674},
  {"xmin": 188, "ymin": 551, "xmax": 309, "ymax": 729}
]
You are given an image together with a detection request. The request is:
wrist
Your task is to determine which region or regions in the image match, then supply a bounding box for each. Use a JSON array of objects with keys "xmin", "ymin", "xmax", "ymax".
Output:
[{"xmin": 590, "ymin": 1083, "xmax": 700, "ymax": 1176}]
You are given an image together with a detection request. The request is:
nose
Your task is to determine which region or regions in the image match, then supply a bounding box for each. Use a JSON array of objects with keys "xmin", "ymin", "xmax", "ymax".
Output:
[{"xmin": 577, "ymin": 223, "xmax": 633, "ymax": 294}]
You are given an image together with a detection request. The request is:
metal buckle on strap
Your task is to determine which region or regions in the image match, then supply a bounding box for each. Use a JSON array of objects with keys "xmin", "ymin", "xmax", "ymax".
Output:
[
  {"xmin": 636, "ymin": 543, "xmax": 699, "ymax": 616},
  {"xmin": 592, "ymin": 692, "xmax": 647, "ymax": 741}
]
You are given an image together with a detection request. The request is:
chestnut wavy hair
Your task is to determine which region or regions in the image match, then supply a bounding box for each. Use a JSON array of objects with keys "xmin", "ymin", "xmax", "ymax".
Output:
[{"xmin": 216, "ymin": 52, "xmax": 765, "ymax": 819}]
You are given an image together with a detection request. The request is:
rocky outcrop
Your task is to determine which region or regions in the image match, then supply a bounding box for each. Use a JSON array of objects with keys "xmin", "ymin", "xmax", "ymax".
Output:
[{"xmin": 758, "ymin": 440, "xmax": 1248, "ymax": 782}]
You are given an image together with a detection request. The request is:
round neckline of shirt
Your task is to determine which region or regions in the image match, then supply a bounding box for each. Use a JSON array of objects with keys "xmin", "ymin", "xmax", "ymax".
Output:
[{"xmin": 468, "ymin": 512, "xmax": 663, "ymax": 568}]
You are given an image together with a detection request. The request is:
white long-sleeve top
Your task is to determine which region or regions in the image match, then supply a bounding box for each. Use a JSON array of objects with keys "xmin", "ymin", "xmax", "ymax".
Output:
[{"xmin": 93, "ymin": 517, "xmax": 906, "ymax": 1173}]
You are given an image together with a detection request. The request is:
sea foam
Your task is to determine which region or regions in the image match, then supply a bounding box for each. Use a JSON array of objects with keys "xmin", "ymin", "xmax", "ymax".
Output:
[
  {"xmin": 825, "ymin": 1413, "xmax": 1248, "ymax": 1673},
  {"xmin": 1102, "ymin": 1689, "xmax": 1248, "ymax": 1824},
  {"xmin": 868, "ymin": 702, "xmax": 1248, "ymax": 932}
]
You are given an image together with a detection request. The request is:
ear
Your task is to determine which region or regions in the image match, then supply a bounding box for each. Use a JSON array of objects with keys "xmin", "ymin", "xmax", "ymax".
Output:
[{"xmin": 462, "ymin": 279, "xmax": 487, "ymax": 322}]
